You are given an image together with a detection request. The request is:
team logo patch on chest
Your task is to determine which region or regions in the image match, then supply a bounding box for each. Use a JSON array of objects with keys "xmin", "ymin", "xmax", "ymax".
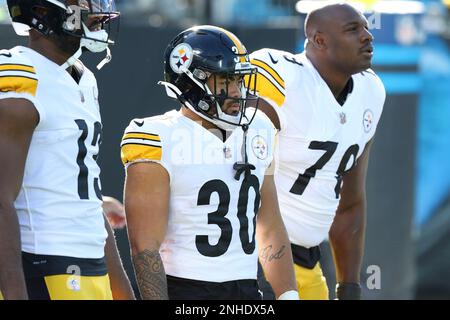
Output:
[
  {"xmin": 251, "ymin": 135, "xmax": 268, "ymax": 160},
  {"xmin": 170, "ymin": 43, "xmax": 194, "ymax": 74},
  {"xmin": 363, "ymin": 109, "xmax": 374, "ymax": 133}
]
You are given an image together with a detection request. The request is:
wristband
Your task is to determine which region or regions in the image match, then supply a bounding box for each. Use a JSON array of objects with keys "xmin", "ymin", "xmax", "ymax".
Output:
[
  {"xmin": 335, "ymin": 282, "xmax": 361, "ymax": 300},
  {"xmin": 277, "ymin": 290, "xmax": 300, "ymax": 300}
]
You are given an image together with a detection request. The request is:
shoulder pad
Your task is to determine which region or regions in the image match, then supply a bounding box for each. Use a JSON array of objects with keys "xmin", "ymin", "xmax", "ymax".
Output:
[
  {"xmin": 0, "ymin": 48, "xmax": 38, "ymax": 97},
  {"xmin": 120, "ymin": 117, "xmax": 164, "ymax": 165},
  {"xmin": 249, "ymin": 48, "xmax": 295, "ymax": 107}
]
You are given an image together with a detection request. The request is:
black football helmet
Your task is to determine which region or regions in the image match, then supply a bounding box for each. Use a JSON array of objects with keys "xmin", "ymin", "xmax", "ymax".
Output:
[
  {"xmin": 160, "ymin": 25, "xmax": 259, "ymax": 130},
  {"xmin": 7, "ymin": 0, "xmax": 119, "ymax": 67}
]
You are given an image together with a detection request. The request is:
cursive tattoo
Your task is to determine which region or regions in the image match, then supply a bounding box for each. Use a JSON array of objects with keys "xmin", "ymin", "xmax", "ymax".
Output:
[
  {"xmin": 259, "ymin": 245, "xmax": 286, "ymax": 266},
  {"xmin": 132, "ymin": 249, "xmax": 168, "ymax": 300}
]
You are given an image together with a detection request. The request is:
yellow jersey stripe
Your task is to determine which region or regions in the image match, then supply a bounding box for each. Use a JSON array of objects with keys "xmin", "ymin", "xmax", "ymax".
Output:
[
  {"xmin": 0, "ymin": 76, "xmax": 38, "ymax": 96},
  {"xmin": 251, "ymin": 59, "xmax": 285, "ymax": 90},
  {"xmin": 122, "ymin": 132, "xmax": 161, "ymax": 142},
  {"xmin": 121, "ymin": 143, "xmax": 162, "ymax": 164},
  {"xmin": 0, "ymin": 64, "xmax": 36, "ymax": 74},
  {"xmin": 251, "ymin": 72, "xmax": 285, "ymax": 107}
]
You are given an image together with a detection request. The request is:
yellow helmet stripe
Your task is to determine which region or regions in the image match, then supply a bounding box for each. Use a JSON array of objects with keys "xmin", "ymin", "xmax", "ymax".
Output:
[{"xmin": 217, "ymin": 27, "xmax": 247, "ymax": 63}]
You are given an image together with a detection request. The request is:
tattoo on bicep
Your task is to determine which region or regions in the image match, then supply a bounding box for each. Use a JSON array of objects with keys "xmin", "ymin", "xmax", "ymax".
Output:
[
  {"xmin": 132, "ymin": 249, "xmax": 168, "ymax": 300},
  {"xmin": 259, "ymin": 245, "xmax": 286, "ymax": 266}
]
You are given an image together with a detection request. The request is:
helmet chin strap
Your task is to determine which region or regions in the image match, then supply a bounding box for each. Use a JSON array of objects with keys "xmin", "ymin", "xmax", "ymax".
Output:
[
  {"xmin": 158, "ymin": 81, "xmax": 246, "ymax": 131},
  {"xmin": 60, "ymin": 23, "xmax": 112, "ymax": 70},
  {"xmin": 182, "ymin": 68, "xmax": 245, "ymax": 130},
  {"xmin": 60, "ymin": 45, "xmax": 111, "ymax": 71},
  {"xmin": 80, "ymin": 23, "xmax": 112, "ymax": 70},
  {"xmin": 60, "ymin": 46, "xmax": 82, "ymax": 70},
  {"xmin": 214, "ymin": 103, "xmax": 242, "ymax": 129},
  {"xmin": 96, "ymin": 46, "xmax": 112, "ymax": 70}
]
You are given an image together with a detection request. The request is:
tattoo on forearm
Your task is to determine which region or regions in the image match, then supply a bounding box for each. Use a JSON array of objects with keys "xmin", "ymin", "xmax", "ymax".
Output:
[
  {"xmin": 259, "ymin": 245, "xmax": 286, "ymax": 266},
  {"xmin": 132, "ymin": 249, "xmax": 168, "ymax": 300}
]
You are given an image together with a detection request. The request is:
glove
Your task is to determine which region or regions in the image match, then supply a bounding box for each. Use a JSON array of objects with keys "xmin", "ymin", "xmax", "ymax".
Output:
[{"xmin": 335, "ymin": 282, "xmax": 361, "ymax": 300}]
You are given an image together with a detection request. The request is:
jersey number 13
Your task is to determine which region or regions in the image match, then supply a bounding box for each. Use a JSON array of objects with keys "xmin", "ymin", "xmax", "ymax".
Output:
[{"xmin": 75, "ymin": 119, "xmax": 102, "ymax": 200}]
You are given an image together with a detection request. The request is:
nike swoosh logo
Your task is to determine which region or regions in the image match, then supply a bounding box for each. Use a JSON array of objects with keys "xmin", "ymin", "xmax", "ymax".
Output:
[
  {"xmin": 134, "ymin": 120, "xmax": 144, "ymax": 127},
  {"xmin": 0, "ymin": 52, "xmax": 12, "ymax": 58},
  {"xmin": 268, "ymin": 52, "xmax": 278, "ymax": 64}
]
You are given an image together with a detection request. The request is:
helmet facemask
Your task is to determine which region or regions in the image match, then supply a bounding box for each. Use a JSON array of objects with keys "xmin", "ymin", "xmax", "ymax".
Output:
[
  {"xmin": 68, "ymin": 1, "xmax": 119, "ymax": 52},
  {"xmin": 192, "ymin": 66, "xmax": 259, "ymax": 131},
  {"xmin": 62, "ymin": 0, "xmax": 120, "ymax": 69}
]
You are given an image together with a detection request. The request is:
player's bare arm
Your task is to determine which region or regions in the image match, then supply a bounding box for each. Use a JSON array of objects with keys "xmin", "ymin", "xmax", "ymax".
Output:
[
  {"xmin": 103, "ymin": 214, "xmax": 135, "ymax": 299},
  {"xmin": 256, "ymin": 169, "xmax": 298, "ymax": 299},
  {"xmin": 125, "ymin": 162, "xmax": 170, "ymax": 300},
  {"xmin": 0, "ymin": 98, "xmax": 39, "ymax": 299},
  {"xmin": 329, "ymin": 139, "xmax": 373, "ymax": 299}
]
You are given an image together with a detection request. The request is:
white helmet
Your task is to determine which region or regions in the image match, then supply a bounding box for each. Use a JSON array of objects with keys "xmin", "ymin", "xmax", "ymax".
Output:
[{"xmin": 7, "ymin": 0, "xmax": 120, "ymax": 68}]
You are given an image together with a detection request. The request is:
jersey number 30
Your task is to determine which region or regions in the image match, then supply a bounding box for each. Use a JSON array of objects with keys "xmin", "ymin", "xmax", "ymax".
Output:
[{"xmin": 196, "ymin": 175, "xmax": 260, "ymax": 257}]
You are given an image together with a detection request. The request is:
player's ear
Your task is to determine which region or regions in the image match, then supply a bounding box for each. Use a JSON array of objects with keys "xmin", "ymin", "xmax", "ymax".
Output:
[{"xmin": 312, "ymin": 31, "xmax": 327, "ymax": 50}]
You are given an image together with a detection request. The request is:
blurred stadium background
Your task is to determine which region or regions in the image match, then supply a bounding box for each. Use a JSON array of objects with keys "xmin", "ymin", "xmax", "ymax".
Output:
[{"xmin": 1, "ymin": 0, "xmax": 449, "ymax": 299}]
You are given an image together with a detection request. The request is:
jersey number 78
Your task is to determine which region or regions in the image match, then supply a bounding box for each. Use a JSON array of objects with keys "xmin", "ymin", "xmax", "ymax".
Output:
[{"xmin": 290, "ymin": 141, "xmax": 359, "ymax": 198}]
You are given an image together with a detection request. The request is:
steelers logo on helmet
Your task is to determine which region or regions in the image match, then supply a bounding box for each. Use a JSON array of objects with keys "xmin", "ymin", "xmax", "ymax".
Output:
[
  {"xmin": 251, "ymin": 135, "xmax": 268, "ymax": 160},
  {"xmin": 363, "ymin": 109, "xmax": 374, "ymax": 133},
  {"xmin": 170, "ymin": 43, "xmax": 194, "ymax": 74}
]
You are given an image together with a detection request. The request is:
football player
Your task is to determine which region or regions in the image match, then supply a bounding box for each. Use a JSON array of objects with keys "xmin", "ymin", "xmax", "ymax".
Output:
[
  {"xmin": 0, "ymin": 0, "xmax": 134, "ymax": 299},
  {"xmin": 248, "ymin": 3, "xmax": 385, "ymax": 299},
  {"xmin": 121, "ymin": 25, "xmax": 298, "ymax": 300}
]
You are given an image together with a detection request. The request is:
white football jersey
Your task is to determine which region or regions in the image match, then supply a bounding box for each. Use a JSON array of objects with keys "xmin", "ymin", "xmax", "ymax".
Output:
[
  {"xmin": 250, "ymin": 49, "xmax": 385, "ymax": 248},
  {"xmin": 121, "ymin": 109, "xmax": 276, "ymax": 282},
  {"xmin": 0, "ymin": 46, "xmax": 107, "ymax": 258}
]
